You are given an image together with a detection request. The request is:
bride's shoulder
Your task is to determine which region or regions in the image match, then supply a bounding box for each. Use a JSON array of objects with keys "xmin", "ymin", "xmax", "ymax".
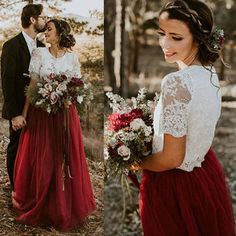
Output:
[
  {"xmin": 66, "ymin": 50, "xmax": 78, "ymax": 58},
  {"xmin": 31, "ymin": 47, "xmax": 46, "ymax": 57},
  {"xmin": 162, "ymin": 70, "xmax": 193, "ymax": 92},
  {"xmin": 163, "ymin": 70, "xmax": 187, "ymax": 83}
]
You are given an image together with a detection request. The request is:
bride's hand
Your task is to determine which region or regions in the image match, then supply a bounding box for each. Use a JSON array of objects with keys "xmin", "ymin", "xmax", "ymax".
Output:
[
  {"xmin": 129, "ymin": 163, "xmax": 142, "ymax": 171},
  {"xmin": 64, "ymin": 101, "xmax": 72, "ymax": 109}
]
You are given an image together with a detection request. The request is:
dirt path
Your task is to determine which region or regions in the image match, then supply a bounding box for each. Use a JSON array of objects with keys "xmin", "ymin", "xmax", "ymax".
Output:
[{"xmin": 0, "ymin": 119, "xmax": 104, "ymax": 236}]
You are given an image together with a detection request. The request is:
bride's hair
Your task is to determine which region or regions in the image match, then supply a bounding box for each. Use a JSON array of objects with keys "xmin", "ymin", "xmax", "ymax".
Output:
[
  {"xmin": 159, "ymin": 0, "xmax": 224, "ymax": 66},
  {"xmin": 48, "ymin": 19, "xmax": 76, "ymax": 49}
]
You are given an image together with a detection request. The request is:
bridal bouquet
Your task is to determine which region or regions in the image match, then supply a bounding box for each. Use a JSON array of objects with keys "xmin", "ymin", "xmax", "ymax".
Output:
[
  {"xmin": 105, "ymin": 88, "xmax": 159, "ymax": 178},
  {"xmin": 26, "ymin": 72, "xmax": 93, "ymax": 114}
]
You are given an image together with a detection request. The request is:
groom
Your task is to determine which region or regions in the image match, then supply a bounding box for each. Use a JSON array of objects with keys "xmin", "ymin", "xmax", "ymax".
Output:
[{"xmin": 1, "ymin": 4, "xmax": 47, "ymax": 188}]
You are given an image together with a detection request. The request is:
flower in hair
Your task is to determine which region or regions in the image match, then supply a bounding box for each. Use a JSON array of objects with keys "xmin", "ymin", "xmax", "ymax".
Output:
[{"xmin": 209, "ymin": 28, "xmax": 225, "ymax": 50}]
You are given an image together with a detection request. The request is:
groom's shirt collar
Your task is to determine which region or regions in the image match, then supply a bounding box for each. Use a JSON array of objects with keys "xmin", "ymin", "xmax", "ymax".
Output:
[{"xmin": 22, "ymin": 31, "xmax": 37, "ymax": 55}]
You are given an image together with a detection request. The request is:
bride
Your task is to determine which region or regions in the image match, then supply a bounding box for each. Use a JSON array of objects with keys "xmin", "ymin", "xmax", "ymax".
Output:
[{"xmin": 132, "ymin": 0, "xmax": 236, "ymax": 235}]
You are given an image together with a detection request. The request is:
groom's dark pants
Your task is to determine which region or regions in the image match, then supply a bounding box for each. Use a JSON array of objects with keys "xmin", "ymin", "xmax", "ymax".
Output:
[{"xmin": 6, "ymin": 122, "xmax": 21, "ymax": 189}]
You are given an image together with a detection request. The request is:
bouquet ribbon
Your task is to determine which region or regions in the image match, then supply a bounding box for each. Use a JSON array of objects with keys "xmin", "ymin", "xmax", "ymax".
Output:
[
  {"xmin": 128, "ymin": 171, "xmax": 140, "ymax": 189},
  {"xmin": 62, "ymin": 108, "xmax": 73, "ymax": 191}
]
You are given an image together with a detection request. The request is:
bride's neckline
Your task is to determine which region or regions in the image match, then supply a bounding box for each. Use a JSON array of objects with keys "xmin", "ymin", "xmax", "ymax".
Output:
[
  {"xmin": 47, "ymin": 47, "xmax": 67, "ymax": 59},
  {"xmin": 180, "ymin": 64, "xmax": 214, "ymax": 72}
]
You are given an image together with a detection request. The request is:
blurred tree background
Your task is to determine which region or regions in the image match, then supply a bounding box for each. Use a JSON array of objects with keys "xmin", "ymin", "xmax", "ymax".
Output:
[
  {"xmin": 105, "ymin": 1, "xmax": 236, "ymax": 236},
  {"xmin": 105, "ymin": 0, "xmax": 236, "ymax": 98},
  {"xmin": 0, "ymin": 0, "xmax": 104, "ymax": 235}
]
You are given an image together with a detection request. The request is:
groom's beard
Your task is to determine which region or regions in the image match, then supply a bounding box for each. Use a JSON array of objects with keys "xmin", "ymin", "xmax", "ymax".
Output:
[{"xmin": 34, "ymin": 23, "xmax": 46, "ymax": 33}]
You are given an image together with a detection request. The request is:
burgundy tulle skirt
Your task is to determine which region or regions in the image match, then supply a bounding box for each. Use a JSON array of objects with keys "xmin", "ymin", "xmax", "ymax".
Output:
[
  {"xmin": 139, "ymin": 149, "xmax": 235, "ymax": 236},
  {"xmin": 13, "ymin": 105, "xmax": 96, "ymax": 231}
]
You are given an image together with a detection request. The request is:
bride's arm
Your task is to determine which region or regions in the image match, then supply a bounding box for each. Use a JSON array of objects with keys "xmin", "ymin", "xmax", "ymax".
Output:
[
  {"xmin": 138, "ymin": 74, "xmax": 191, "ymax": 172},
  {"xmin": 140, "ymin": 134, "xmax": 186, "ymax": 172},
  {"xmin": 22, "ymin": 75, "xmax": 38, "ymax": 119}
]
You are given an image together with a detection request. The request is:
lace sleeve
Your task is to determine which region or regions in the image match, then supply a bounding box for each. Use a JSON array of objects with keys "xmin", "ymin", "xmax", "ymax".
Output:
[
  {"xmin": 29, "ymin": 48, "xmax": 42, "ymax": 79},
  {"xmin": 160, "ymin": 73, "xmax": 192, "ymax": 137},
  {"xmin": 72, "ymin": 53, "xmax": 82, "ymax": 78}
]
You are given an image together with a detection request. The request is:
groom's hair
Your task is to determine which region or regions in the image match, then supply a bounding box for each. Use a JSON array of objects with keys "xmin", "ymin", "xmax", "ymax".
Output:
[{"xmin": 21, "ymin": 4, "xmax": 43, "ymax": 28}]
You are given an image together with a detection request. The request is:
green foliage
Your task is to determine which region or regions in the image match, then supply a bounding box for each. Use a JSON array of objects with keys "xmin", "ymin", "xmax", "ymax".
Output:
[
  {"xmin": 64, "ymin": 18, "xmax": 89, "ymax": 34},
  {"xmin": 85, "ymin": 23, "xmax": 104, "ymax": 36},
  {"xmin": 79, "ymin": 44, "xmax": 104, "ymax": 71},
  {"xmin": 79, "ymin": 71, "xmax": 104, "ymax": 133}
]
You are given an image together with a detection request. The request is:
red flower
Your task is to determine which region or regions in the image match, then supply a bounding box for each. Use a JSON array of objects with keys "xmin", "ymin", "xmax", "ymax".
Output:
[
  {"xmin": 69, "ymin": 77, "xmax": 84, "ymax": 87},
  {"xmin": 108, "ymin": 146, "xmax": 116, "ymax": 158},
  {"xmin": 61, "ymin": 74, "xmax": 67, "ymax": 81},
  {"xmin": 130, "ymin": 108, "xmax": 143, "ymax": 119},
  {"xmin": 108, "ymin": 109, "xmax": 143, "ymax": 131}
]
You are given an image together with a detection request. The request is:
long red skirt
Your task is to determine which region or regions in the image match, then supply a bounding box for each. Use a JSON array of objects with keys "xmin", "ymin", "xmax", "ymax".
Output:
[
  {"xmin": 13, "ymin": 106, "xmax": 96, "ymax": 231},
  {"xmin": 139, "ymin": 149, "xmax": 235, "ymax": 236}
]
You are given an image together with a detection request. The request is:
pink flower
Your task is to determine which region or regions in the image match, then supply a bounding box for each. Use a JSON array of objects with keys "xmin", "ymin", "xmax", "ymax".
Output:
[
  {"xmin": 48, "ymin": 73, "xmax": 56, "ymax": 80},
  {"xmin": 56, "ymin": 83, "xmax": 67, "ymax": 95},
  {"xmin": 50, "ymin": 92, "xmax": 59, "ymax": 104}
]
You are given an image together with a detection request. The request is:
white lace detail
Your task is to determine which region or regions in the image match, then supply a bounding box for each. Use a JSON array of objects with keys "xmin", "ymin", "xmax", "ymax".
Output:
[
  {"xmin": 29, "ymin": 48, "xmax": 42, "ymax": 78},
  {"xmin": 28, "ymin": 48, "xmax": 82, "ymax": 81},
  {"xmin": 152, "ymin": 66, "xmax": 221, "ymax": 172},
  {"xmin": 161, "ymin": 73, "xmax": 192, "ymax": 137}
]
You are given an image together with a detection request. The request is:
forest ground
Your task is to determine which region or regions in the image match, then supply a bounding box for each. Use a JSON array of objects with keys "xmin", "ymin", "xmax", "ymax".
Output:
[{"xmin": 0, "ymin": 117, "xmax": 104, "ymax": 236}]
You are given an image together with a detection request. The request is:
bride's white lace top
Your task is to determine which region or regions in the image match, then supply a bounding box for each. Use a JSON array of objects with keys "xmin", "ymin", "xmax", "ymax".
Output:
[
  {"xmin": 152, "ymin": 65, "xmax": 221, "ymax": 172},
  {"xmin": 29, "ymin": 47, "xmax": 81, "ymax": 79}
]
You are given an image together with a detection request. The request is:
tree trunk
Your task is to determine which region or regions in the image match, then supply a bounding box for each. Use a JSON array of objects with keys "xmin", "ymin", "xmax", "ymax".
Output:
[
  {"xmin": 114, "ymin": 0, "xmax": 122, "ymax": 91},
  {"xmin": 120, "ymin": 0, "xmax": 129, "ymax": 98},
  {"xmin": 132, "ymin": 35, "xmax": 139, "ymax": 74},
  {"xmin": 220, "ymin": 48, "xmax": 225, "ymax": 81},
  {"xmin": 104, "ymin": 0, "xmax": 117, "ymax": 92}
]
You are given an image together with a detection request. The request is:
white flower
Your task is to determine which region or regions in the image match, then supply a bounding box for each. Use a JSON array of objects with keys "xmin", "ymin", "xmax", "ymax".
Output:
[
  {"xmin": 77, "ymin": 95, "xmax": 84, "ymax": 104},
  {"xmin": 117, "ymin": 145, "xmax": 130, "ymax": 160},
  {"xmin": 84, "ymin": 83, "xmax": 89, "ymax": 89},
  {"xmin": 104, "ymin": 148, "xmax": 109, "ymax": 160},
  {"xmin": 130, "ymin": 118, "xmax": 145, "ymax": 131},
  {"xmin": 52, "ymin": 81, "xmax": 59, "ymax": 86},
  {"xmin": 38, "ymin": 88, "xmax": 49, "ymax": 98},
  {"xmin": 144, "ymin": 126, "xmax": 152, "ymax": 136},
  {"xmin": 44, "ymin": 83, "xmax": 52, "ymax": 92},
  {"xmin": 117, "ymin": 130, "xmax": 136, "ymax": 142},
  {"xmin": 144, "ymin": 136, "xmax": 152, "ymax": 142},
  {"xmin": 56, "ymin": 83, "xmax": 67, "ymax": 95},
  {"xmin": 35, "ymin": 99, "xmax": 44, "ymax": 105},
  {"xmin": 46, "ymin": 106, "xmax": 51, "ymax": 113}
]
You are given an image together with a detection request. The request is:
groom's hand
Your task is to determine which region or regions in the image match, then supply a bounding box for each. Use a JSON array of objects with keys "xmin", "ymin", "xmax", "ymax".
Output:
[{"xmin": 11, "ymin": 116, "xmax": 27, "ymax": 131}]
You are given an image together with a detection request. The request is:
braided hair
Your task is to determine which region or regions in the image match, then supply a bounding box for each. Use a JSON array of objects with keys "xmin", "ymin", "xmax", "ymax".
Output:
[
  {"xmin": 159, "ymin": 0, "xmax": 224, "ymax": 66},
  {"xmin": 48, "ymin": 19, "xmax": 76, "ymax": 49}
]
